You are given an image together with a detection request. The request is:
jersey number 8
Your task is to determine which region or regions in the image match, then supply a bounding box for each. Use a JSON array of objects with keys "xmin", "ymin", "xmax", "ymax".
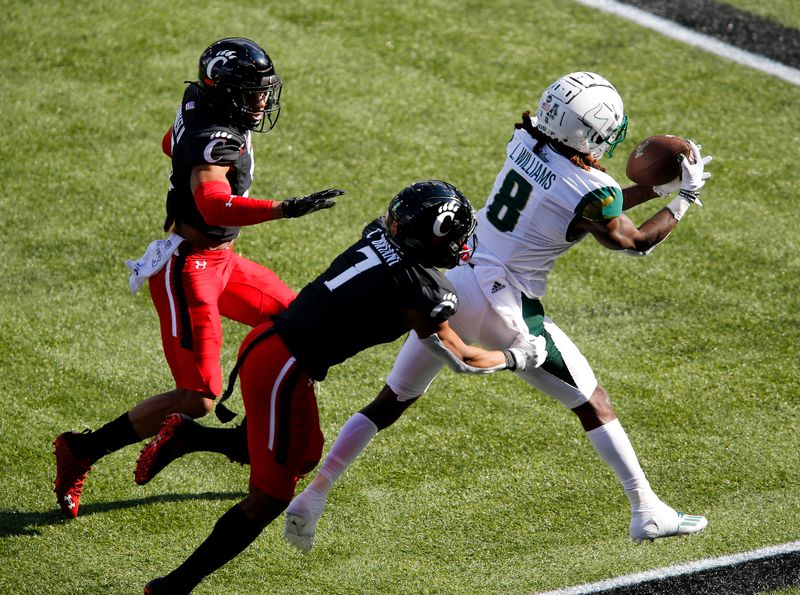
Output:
[{"xmin": 486, "ymin": 169, "xmax": 533, "ymax": 233}]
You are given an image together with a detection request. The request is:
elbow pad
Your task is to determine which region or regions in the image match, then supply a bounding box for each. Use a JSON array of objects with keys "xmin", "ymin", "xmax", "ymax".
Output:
[{"xmin": 420, "ymin": 333, "xmax": 506, "ymax": 374}]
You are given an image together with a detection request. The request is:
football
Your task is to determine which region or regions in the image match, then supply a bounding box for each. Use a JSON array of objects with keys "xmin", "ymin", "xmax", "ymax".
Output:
[{"xmin": 625, "ymin": 135, "xmax": 691, "ymax": 186}]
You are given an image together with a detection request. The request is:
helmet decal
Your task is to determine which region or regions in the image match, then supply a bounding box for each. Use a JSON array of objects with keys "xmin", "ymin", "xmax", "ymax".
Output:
[
  {"xmin": 432, "ymin": 202, "xmax": 459, "ymax": 237},
  {"xmin": 541, "ymin": 97, "xmax": 559, "ymax": 123},
  {"xmin": 205, "ymin": 50, "xmax": 237, "ymax": 80},
  {"xmin": 584, "ymin": 104, "xmax": 614, "ymax": 135}
]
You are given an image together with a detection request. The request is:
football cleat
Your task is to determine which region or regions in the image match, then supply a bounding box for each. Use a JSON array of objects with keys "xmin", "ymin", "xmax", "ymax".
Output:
[
  {"xmin": 283, "ymin": 486, "xmax": 328, "ymax": 552},
  {"xmin": 630, "ymin": 502, "xmax": 708, "ymax": 543},
  {"xmin": 143, "ymin": 577, "xmax": 168, "ymax": 594},
  {"xmin": 134, "ymin": 413, "xmax": 193, "ymax": 485},
  {"xmin": 53, "ymin": 431, "xmax": 93, "ymax": 519}
]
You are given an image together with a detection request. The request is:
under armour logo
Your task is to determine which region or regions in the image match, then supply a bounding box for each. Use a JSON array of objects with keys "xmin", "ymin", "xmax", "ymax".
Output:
[
  {"xmin": 63, "ymin": 494, "xmax": 75, "ymax": 510},
  {"xmin": 195, "ymin": 260, "xmax": 207, "ymax": 270}
]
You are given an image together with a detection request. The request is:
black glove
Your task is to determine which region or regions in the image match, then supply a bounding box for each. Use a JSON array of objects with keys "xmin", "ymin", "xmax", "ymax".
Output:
[{"xmin": 282, "ymin": 188, "xmax": 346, "ymax": 218}]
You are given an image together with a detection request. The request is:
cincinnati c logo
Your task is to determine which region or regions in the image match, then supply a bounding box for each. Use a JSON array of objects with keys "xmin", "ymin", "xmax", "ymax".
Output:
[
  {"xmin": 433, "ymin": 202, "xmax": 460, "ymax": 237},
  {"xmin": 205, "ymin": 50, "xmax": 236, "ymax": 79},
  {"xmin": 203, "ymin": 131, "xmax": 234, "ymax": 163},
  {"xmin": 430, "ymin": 292, "xmax": 458, "ymax": 317}
]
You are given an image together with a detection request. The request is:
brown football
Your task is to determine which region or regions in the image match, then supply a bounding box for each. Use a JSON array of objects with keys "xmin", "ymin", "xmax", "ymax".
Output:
[{"xmin": 626, "ymin": 135, "xmax": 691, "ymax": 186}]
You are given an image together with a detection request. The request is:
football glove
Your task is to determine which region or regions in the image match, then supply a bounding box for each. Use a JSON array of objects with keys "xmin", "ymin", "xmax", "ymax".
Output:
[
  {"xmin": 282, "ymin": 188, "xmax": 346, "ymax": 218},
  {"xmin": 504, "ymin": 334, "xmax": 547, "ymax": 371},
  {"xmin": 653, "ymin": 140, "xmax": 712, "ymax": 200},
  {"xmin": 653, "ymin": 177, "xmax": 680, "ymax": 198}
]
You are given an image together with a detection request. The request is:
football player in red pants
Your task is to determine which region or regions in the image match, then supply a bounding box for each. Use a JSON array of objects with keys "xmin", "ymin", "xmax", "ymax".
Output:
[
  {"xmin": 142, "ymin": 181, "xmax": 547, "ymax": 593},
  {"xmin": 52, "ymin": 37, "xmax": 344, "ymax": 519}
]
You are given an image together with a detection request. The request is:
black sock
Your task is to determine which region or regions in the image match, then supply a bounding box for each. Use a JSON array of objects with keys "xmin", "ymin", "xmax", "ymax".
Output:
[
  {"xmin": 69, "ymin": 413, "xmax": 140, "ymax": 463},
  {"xmin": 176, "ymin": 418, "xmax": 250, "ymax": 464},
  {"xmin": 164, "ymin": 503, "xmax": 269, "ymax": 591},
  {"xmin": 205, "ymin": 417, "xmax": 250, "ymax": 464}
]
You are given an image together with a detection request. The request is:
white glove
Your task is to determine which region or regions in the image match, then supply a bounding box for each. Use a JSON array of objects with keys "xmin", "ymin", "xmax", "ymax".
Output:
[
  {"xmin": 653, "ymin": 177, "xmax": 680, "ymax": 198},
  {"xmin": 653, "ymin": 140, "xmax": 712, "ymax": 200},
  {"xmin": 505, "ymin": 334, "xmax": 547, "ymax": 371},
  {"xmin": 679, "ymin": 139, "xmax": 712, "ymax": 194}
]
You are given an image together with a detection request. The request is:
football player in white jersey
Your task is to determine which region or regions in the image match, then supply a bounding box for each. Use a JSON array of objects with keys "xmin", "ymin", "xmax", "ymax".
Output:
[{"xmin": 285, "ymin": 72, "xmax": 713, "ymax": 548}]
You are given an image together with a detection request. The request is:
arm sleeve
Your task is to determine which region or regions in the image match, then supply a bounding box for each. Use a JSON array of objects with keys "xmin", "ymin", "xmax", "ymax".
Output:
[
  {"xmin": 193, "ymin": 180, "xmax": 278, "ymax": 227},
  {"xmin": 162, "ymin": 127, "xmax": 172, "ymax": 157}
]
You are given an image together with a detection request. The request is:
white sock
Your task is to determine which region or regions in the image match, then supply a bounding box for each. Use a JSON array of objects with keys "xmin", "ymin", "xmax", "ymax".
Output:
[
  {"xmin": 586, "ymin": 419, "xmax": 659, "ymax": 511},
  {"xmin": 308, "ymin": 412, "xmax": 378, "ymax": 497}
]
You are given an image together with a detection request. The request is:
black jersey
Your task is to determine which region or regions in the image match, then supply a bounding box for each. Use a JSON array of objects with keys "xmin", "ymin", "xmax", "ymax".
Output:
[
  {"xmin": 272, "ymin": 218, "xmax": 459, "ymax": 381},
  {"xmin": 164, "ymin": 85, "xmax": 255, "ymax": 242}
]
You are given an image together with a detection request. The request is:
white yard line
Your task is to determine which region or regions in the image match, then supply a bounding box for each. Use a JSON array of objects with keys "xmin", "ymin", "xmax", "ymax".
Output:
[
  {"xmin": 574, "ymin": 0, "xmax": 800, "ymax": 86},
  {"xmin": 540, "ymin": 540, "xmax": 800, "ymax": 594}
]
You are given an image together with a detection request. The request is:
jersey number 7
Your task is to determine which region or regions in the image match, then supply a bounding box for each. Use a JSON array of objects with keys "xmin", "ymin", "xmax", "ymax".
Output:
[{"xmin": 323, "ymin": 246, "xmax": 382, "ymax": 291}]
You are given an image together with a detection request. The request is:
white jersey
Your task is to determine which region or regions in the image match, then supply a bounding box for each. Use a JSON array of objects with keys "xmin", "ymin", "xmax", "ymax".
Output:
[{"xmin": 472, "ymin": 128, "xmax": 623, "ymax": 298}]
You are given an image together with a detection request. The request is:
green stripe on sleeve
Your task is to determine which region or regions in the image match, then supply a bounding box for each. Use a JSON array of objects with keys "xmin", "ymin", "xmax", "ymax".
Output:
[{"xmin": 574, "ymin": 186, "xmax": 623, "ymax": 220}]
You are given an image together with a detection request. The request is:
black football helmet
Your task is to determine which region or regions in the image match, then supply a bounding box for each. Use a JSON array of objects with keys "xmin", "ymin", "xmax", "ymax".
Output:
[
  {"xmin": 386, "ymin": 180, "xmax": 477, "ymax": 269},
  {"xmin": 197, "ymin": 37, "xmax": 282, "ymax": 132}
]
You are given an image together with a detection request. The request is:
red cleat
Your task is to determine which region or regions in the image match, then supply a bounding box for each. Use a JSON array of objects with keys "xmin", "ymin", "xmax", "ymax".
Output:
[
  {"xmin": 135, "ymin": 413, "xmax": 192, "ymax": 485},
  {"xmin": 53, "ymin": 432, "xmax": 93, "ymax": 518},
  {"xmin": 143, "ymin": 577, "xmax": 169, "ymax": 594}
]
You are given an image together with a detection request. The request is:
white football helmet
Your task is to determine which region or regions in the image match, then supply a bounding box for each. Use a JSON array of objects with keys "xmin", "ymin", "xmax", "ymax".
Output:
[{"xmin": 535, "ymin": 72, "xmax": 628, "ymax": 159}]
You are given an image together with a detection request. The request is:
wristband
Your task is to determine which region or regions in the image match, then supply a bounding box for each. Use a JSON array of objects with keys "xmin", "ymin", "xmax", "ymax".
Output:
[
  {"xmin": 678, "ymin": 188, "xmax": 702, "ymax": 205},
  {"xmin": 666, "ymin": 195, "xmax": 692, "ymax": 221},
  {"xmin": 503, "ymin": 350, "xmax": 516, "ymax": 370}
]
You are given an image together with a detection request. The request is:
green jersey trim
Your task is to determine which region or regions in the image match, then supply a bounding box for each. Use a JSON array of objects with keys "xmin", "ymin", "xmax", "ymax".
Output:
[{"xmin": 574, "ymin": 186, "xmax": 623, "ymax": 221}]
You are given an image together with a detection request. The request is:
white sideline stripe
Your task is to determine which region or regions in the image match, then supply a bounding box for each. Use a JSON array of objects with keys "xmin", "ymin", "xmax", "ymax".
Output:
[
  {"xmin": 573, "ymin": 0, "xmax": 800, "ymax": 86},
  {"xmin": 540, "ymin": 540, "xmax": 800, "ymax": 594}
]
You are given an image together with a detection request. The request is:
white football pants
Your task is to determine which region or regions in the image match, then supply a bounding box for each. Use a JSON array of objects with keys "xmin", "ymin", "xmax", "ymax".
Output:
[{"xmin": 387, "ymin": 264, "xmax": 597, "ymax": 409}]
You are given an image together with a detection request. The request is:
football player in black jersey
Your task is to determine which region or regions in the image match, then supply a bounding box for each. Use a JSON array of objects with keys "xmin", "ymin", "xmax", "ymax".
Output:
[
  {"xmin": 143, "ymin": 181, "xmax": 547, "ymax": 594},
  {"xmin": 52, "ymin": 37, "xmax": 345, "ymax": 519}
]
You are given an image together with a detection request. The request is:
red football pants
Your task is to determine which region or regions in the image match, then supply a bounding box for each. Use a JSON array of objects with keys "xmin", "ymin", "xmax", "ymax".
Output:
[
  {"xmin": 239, "ymin": 324, "xmax": 324, "ymax": 502},
  {"xmin": 149, "ymin": 244, "xmax": 296, "ymax": 396}
]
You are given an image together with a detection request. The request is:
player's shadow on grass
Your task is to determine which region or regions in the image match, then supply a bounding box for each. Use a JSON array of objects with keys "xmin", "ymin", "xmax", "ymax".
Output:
[{"xmin": 0, "ymin": 490, "xmax": 247, "ymax": 537}]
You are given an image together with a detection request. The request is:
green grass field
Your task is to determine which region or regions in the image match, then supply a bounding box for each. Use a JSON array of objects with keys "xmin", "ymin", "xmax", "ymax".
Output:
[{"xmin": 2, "ymin": 0, "xmax": 799, "ymax": 592}]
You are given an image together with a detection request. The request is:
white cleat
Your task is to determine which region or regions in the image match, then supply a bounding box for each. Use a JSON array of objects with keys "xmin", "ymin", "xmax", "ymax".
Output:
[
  {"xmin": 284, "ymin": 486, "xmax": 328, "ymax": 552},
  {"xmin": 630, "ymin": 502, "xmax": 708, "ymax": 543}
]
